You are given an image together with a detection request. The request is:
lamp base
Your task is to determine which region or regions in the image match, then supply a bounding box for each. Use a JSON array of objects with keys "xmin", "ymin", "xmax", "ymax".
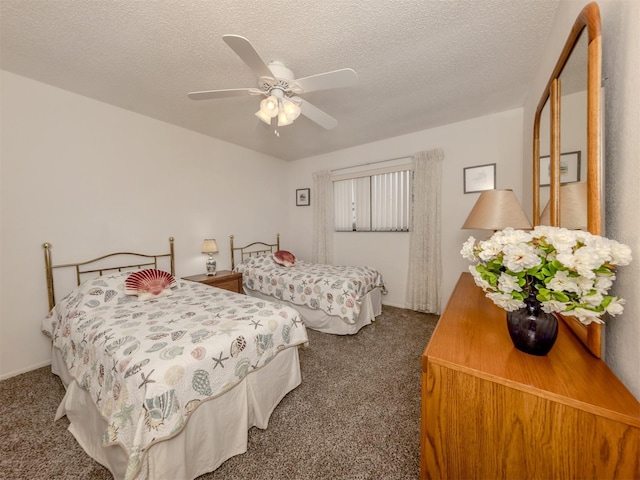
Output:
[{"xmin": 206, "ymin": 257, "xmax": 217, "ymax": 276}]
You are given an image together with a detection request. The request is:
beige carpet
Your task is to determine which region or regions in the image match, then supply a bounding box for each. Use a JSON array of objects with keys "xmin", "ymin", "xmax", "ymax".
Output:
[{"xmin": 0, "ymin": 306, "xmax": 438, "ymax": 480}]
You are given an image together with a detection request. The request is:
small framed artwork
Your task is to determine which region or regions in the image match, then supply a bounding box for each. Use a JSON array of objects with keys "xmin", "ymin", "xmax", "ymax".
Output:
[
  {"xmin": 464, "ymin": 163, "xmax": 496, "ymax": 194},
  {"xmin": 296, "ymin": 188, "xmax": 310, "ymax": 206},
  {"xmin": 539, "ymin": 151, "xmax": 581, "ymax": 187}
]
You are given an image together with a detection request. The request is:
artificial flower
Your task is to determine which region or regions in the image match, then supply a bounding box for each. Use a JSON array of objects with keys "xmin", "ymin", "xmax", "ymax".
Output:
[{"xmin": 461, "ymin": 226, "xmax": 632, "ymax": 325}]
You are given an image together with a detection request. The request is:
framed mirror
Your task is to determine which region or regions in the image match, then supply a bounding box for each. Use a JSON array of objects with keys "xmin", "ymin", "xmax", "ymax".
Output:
[{"xmin": 532, "ymin": 2, "xmax": 603, "ymax": 357}]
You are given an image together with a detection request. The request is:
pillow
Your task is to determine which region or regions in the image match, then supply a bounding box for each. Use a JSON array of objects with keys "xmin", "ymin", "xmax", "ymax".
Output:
[
  {"xmin": 273, "ymin": 250, "xmax": 296, "ymax": 267},
  {"xmin": 125, "ymin": 269, "xmax": 177, "ymax": 300}
]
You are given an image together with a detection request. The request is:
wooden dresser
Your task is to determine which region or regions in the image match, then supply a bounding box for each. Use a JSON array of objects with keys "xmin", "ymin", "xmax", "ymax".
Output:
[{"xmin": 421, "ymin": 272, "xmax": 640, "ymax": 479}]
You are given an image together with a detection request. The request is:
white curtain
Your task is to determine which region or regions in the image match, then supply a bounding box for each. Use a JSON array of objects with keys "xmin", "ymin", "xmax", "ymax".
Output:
[
  {"xmin": 312, "ymin": 170, "xmax": 333, "ymax": 264},
  {"xmin": 406, "ymin": 148, "xmax": 444, "ymax": 314}
]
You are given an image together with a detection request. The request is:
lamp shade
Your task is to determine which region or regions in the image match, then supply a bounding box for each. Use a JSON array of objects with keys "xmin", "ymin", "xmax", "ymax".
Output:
[
  {"xmin": 462, "ymin": 189, "xmax": 532, "ymax": 230},
  {"xmin": 282, "ymin": 99, "xmax": 301, "ymax": 120},
  {"xmin": 201, "ymin": 239, "xmax": 219, "ymax": 254},
  {"xmin": 259, "ymin": 96, "xmax": 278, "ymax": 118},
  {"xmin": 540, "ymin": 182, "xmax": 588, "ymax": 229},
  {"xmin": 255, "ymin": 109, "xmax": 272, "ymax": 125},
  {"xmin": 276, "ymin": 99, "xmax": 301, "ymax": 127},
  {"xmin": 277, "ymin": 109, "xmax": 293, "ymax": 127}
]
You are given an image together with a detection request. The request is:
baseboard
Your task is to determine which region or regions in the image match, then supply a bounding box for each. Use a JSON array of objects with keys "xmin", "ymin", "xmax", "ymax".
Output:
[
  {"xmin": 381, "ymin": 301, "xmax": 441, "ymax": 314},
  {"xmin": 0, "ymin": 360, "xmax": 51, "ymax": 381}
]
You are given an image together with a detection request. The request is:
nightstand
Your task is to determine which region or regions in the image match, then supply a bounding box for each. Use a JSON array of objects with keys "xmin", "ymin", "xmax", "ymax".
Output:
[{"xmin": 182, "ymin": 270, "xmax": 243, "ymax": 294}]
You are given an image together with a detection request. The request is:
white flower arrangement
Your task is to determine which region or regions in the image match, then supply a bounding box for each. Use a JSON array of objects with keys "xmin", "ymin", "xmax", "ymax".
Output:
[{"xmin": 461, "ymin": 226, "xmax": 632, "ymax": 325}]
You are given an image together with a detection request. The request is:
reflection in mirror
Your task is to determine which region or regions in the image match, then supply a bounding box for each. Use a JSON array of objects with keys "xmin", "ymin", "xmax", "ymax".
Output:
[
  {"xmin": 559, "ymin": 29, "xmax": 588, "ymax": 229},
  {"xmin": 537, "ymin": 99, "xmax": 551, "ymax": 224},
  {"xmin": 540, "ymin": 181, "xmax": 588, "ymax": 229}
]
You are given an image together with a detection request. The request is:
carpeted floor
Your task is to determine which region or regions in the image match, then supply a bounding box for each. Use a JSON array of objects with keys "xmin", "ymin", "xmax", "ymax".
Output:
[{"xmin": 0, "ymin": 306, "xmax": 438, "ymax": 480}]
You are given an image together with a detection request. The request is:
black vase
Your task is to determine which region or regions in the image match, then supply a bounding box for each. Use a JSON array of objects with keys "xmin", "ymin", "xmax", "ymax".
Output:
[{"xmin": 506, "ymin": 293, "xmax": 558, "ymax": 356}]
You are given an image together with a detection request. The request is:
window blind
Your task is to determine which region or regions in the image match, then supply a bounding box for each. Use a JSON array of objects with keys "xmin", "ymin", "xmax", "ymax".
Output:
[{"xmin": 333, "ymin": 169, "xmax": 411, "ymax": 232}]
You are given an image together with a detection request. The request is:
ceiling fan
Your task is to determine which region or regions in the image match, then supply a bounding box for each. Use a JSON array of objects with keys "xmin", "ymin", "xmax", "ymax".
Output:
[{"xmin": 187, "ymin": 35, "xmax": 358, "ymax": 130}]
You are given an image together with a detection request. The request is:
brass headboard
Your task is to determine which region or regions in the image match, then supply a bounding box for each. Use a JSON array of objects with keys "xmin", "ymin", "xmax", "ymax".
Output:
[
  {"xmin": 43, "ymin": 237, "xmax": 175, "ymax": 310},
  {"xmin": 230, "ymin": 234, "xmax": 280, "ymax": 270}
]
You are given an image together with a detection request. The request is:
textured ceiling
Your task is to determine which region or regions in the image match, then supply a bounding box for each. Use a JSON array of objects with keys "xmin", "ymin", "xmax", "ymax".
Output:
[{"xmin": 0, "ymin": 0, "xmax": 560, "ymax": 161}]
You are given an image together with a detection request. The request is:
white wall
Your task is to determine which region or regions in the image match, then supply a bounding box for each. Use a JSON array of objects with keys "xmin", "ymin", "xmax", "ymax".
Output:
[
  {"xmin": 523, "ymin": 0, "xmax": 640, "ymax": 399},
  {"xmin": 283, "ymin": 108, "xmax": 525, "ymax": 312},
  {"xmin": 599, "ymin": 0, "xmax": 640, "ymax": 399},
  {"xmin": 0, "ymin": 71, "xmax": 289, "ymax": 379}
]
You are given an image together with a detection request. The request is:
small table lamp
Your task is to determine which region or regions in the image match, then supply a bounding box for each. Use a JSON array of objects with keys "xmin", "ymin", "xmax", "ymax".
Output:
[
  {"xmin": 462, "ymin": 189, "xmax": 532, "ymax": 231},
  {"xmin": 202, "ymin": 239, "xmax": 219, "ymax": 276}
]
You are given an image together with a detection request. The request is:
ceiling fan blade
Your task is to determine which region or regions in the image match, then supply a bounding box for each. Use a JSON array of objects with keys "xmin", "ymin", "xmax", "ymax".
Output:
[
  {"xmin": 294, "ymin": 68, "xmax": 358, "ymax": 94},
  {"xmin": 222, "ymin": 35, "xmax": 273, "ymax": 78},
  {"xmin": 187, "ymin": 88, "xmax": 259, "ymax": 100},
  {"xmin": 299, "ymin": 99, "xmax": 338, "ymax": 130}
]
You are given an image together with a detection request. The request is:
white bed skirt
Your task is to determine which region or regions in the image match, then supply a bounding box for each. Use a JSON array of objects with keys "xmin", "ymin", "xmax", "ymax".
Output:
[
  {"xmin": 51, "ymin": 346, "xmax": 302, "ymax": 480},
  {"xmin": 244, "ymin": 287, "xmax": 383, "ymax": 335}
]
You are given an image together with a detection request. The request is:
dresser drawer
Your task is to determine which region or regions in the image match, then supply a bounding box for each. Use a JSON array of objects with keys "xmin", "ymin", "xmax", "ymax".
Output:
[
  {"xmin": 182, "ymin": 271, "xmax": 243, "ymax": 294},
  {"xmin": 214, "ymin": 278, "xmax": 242, "ymax": 293}
]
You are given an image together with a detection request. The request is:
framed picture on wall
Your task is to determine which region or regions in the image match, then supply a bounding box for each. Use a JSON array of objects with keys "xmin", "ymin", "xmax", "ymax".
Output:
[
  {"xmin": 539, "ymin": 151, "xmax": 581, "ymax": 187},
  {"xmin": 296, "ymin": 188, "xmax": 310, "ymax": 206},
  {"xmin": 463, "ymin": 163, "xmax": 496, "ymax": 194}
]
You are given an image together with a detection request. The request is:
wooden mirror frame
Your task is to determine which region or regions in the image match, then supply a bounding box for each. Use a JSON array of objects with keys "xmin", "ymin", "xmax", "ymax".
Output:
[{"xmin": 532, "ymin": 2, "xmax": 603, "ymax": 357}]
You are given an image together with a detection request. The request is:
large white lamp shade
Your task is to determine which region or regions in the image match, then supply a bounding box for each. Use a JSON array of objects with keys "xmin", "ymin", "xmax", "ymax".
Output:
[{"xmin": 462, "ymin": 189, "xmax": 532, "ymax": 231}]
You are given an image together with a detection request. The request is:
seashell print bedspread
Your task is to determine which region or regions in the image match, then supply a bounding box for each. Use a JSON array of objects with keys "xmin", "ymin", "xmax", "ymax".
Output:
[
  {"xmin": 42, "ymin": 272, "xmax": 308, "ymax": 480},
  {"xmin": 234, "ymin": 254, "xmax": 387, "ymax": 323}
]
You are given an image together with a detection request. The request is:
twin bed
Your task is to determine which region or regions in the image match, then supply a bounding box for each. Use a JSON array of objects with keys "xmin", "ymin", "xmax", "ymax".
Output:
[
  {"xmin": 41, "ymin": 235, "xmax": 385, "ymax": 479},
  {"xmin": 41, "ymin": 238, "xmax": 308, "ymax": 480},
  {"xmin": 230, "ymin": 234, "xmax": 386, "ymax": 335}
]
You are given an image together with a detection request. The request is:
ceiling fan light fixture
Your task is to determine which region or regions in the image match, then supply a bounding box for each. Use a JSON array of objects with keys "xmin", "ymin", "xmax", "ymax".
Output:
[
  {"xmin": 282, "ymin": 99, "xmax": 301, "ymax": 121},
  {"xmin": 277, "ymin": 98, "xmax": 301, "ymax": 126},
  {"xmin": 255, "ymin": 109, "xmax": 272, "ymax": 125},
  {"xmin": 277, "ymin": 109, "xmax": 293, "ymax": 127},
  {"xmin": 259, "ymin": 96, "xmax": 279, "ymax": 118}
]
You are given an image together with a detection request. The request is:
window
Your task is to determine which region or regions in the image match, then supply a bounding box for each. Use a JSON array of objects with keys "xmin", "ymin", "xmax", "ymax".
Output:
[{"xmin": 333, "ymin": 169, "xmax": 412, "ymax": 232}]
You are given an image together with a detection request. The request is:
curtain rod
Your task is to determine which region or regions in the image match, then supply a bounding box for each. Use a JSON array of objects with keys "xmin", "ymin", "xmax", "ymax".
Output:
[{"xmin": 330, "ymin": 155, "xmax": 411, "ymax": 173}]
